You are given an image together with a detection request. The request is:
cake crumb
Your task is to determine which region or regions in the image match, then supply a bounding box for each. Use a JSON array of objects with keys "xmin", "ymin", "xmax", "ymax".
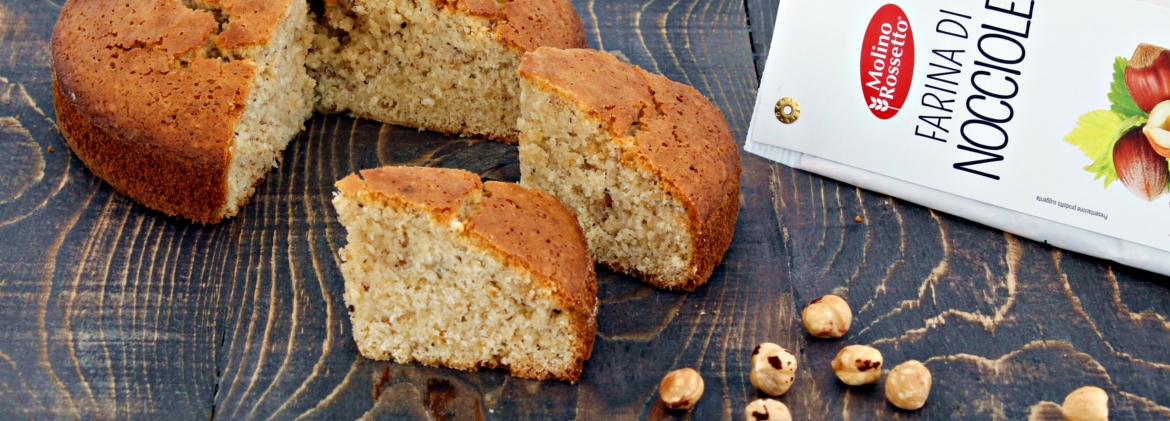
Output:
[
  {"xmin": 47, "ymin": 145, "xmax": 54, "ymax": 153},
  {"xmin": 854, "ymin": 216, "xmax": 862, "ymax": 223}
]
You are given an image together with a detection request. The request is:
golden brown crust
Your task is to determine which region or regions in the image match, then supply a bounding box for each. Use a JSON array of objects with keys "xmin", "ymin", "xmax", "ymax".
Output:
[
  {"xmin": 433, "ymin": 0, "xmax": 498, "ymax": 16},
  {"xmin": 51, "ymin": 0, "xmax": 275, "ymax": 222},
  {"xmin": 635, "ymin": 71, "xmax": 740, "ymax": 224},
  {"xmin": 466, "ymin": 181, "xmax": 597, "ymax": 382},
  {"xmin": 466, "ymin": 184, "xmax": 597, "ymax": 382},
  {"xmin": 496, "ymin": 0, "xmax": 588, "ymax": 52},
  {"xmin": 684, "ymin": 169, "xmax": 739, "ymax": 290},
  {"xmin": 519, "ymin": 47, "xmax": 742, "ymax": 290},
  {"xmin": 518, "ymin": 48, "xmax": 653, "ymax": 137},
  {"xmin": 336, "ymin": 167, "xmax": 483, "ymax": 221},
  {"xmin": 208, "ymin": 0, "xmax": 297, "ymax": 50},
  {"xmin": 468, "ymin": 181, "xmax": 597, "ymax": 315},
  {"xmin": 342, "ymin": 0, "xmax": 585, "ymax": 52},
  {"xmin": 337, "ymin": 167, "xmax": 597, "ymax": 381},
  {"xmin": 51, "ymin": 0, "xmax": 261, "ymax": 159},
  {"xmin": 54, "ymin": 80, "xmax": 231, "ymax": 223}
]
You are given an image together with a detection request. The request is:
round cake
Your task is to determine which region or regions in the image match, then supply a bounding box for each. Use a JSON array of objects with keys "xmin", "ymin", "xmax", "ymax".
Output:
[
  {"xmin": 52, "ymin": 0, "xmax": 318, "ymax": 223},
  {"xmin": 51, "ymin": 0, "xmax": 586, "ymax": 223}
]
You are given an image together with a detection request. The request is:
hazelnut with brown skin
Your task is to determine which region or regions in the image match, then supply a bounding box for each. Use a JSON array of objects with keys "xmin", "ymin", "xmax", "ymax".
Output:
[
  {"xmin": 802, "ymin": 295, "xmax": 852, "ymax": 339},
  {"xmin": 1115, "ymin": 125, "xmax": 1170, "ymax": 201},
  {"xmin": 744, "ymin": 398, "xmax": 792, "ymax": 421},
  {"xmin": 1062, "ymin": 386, "xmax": 1109, "ymax": 421},
  {"xmin": 885, "ymin": 360, "xmax": 932, "ymax": 410},
  {"xmin": 659, "ymin": 368, "xmax": 704, "ymax": 410},
  {"xmin": 1124, "ymin": 43, "xmax": 1170, "ymax": 113},
  {"xmin": 831, "ymin": 345, "xmax": 883, "ymax": 385},
  {"xmin": 750, "ymin": 343, "xmax": 798, "ymax": 396}
]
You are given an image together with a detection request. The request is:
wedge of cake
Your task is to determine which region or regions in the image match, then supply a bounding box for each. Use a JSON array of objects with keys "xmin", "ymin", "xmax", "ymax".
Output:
[
  {"xmin": 517, "ymin": 48, "xmax": 742, "ymax": 291},
  {"xmin": 309, "ymin": 0, "xmax": 587, "ymax": 143},
  {"xmin": 52, "ymin": 0, "xmax": 317, "ymax": 223},
  {"xmin": 333, "ymin": 166, "xmax": 597, "ymax": 381}
]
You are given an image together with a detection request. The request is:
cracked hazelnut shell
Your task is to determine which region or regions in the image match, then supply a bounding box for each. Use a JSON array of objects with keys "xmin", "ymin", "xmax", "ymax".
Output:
[{"xmin": 1143, "ymin": 100, "xmax": 1170, "ymax": 158}]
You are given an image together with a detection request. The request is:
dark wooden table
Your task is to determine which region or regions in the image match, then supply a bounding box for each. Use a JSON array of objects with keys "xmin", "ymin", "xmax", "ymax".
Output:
[{"xmin": 2, "ymin": 0, "xmax": 1169, "ymax": 419}]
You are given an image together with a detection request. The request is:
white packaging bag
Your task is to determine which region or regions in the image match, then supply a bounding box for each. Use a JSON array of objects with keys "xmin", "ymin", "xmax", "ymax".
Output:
[{"xmin": 747, "ymin": 0, "xmax": 1170, "ymax": 276}]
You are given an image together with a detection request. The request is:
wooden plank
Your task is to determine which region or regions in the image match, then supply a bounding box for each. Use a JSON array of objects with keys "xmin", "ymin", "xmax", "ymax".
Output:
[
  {"xmin": 748, "ymin": 0, "xmax": 1170, "ymax": 419},
  {"xmin": 0, "ymin": 1, "xmax": 222, "ymax": 419},
  {"xmin": 2, "ymin": 0, "xmax": 1170, "ymax": 419},
  {"xmin": 209, "ymin": 0, "xmax": 772, "ymax": 419},
  {"xmin": 745, "ymin": 0, "xmax": 778, "ymax": 78}
]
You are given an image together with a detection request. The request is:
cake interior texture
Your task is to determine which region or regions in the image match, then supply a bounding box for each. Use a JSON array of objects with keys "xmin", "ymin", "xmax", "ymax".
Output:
[
  {"xmin": 309, "ymin": 0, "xmax": 523, "ymax": 142},
  {"xmin": 518, "ymin": 48, "xmax": 741, "ymax": 290},
  {"xmin": 334, "ymin": 167, "xmax": 596, "ymax": 381},
  {"xmin": 53, "ymin": 0, "xmax": 583, "ymax": 223},
  {"xmin": 519, "ymin": 81, "xmax": 693, "ymax": 285},
  {"xmin": 219, "ymin": 0, "xmax": 317, "ymax": 217}
]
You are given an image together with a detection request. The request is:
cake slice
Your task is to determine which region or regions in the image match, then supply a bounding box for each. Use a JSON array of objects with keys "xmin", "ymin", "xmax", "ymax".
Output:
[
  {"xmin": 517, "ymin": 48, "xmax": 742, "ymax": 291},
  {"xmin": 333, "ymin": 166, "xmax": 597, "ymax": 381},
  {"xmin": 52, "ymin": 0, "xmax": 317, "ymax": 223},
  {"xmin": 308, "ymin": 0, "xmax": 587, "ymax": 143}
]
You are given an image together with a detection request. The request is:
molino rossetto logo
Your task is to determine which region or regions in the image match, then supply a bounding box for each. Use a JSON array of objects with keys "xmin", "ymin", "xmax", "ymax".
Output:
[{"xmin": 861, "ymin": 4, "xmax": 915, "ymax": 119}]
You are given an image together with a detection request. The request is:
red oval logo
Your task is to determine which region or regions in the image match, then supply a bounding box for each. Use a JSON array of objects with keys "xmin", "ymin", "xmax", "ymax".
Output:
[{"xmin": 860, "ymin": 4, "xmax": 914, "ymax": 120}]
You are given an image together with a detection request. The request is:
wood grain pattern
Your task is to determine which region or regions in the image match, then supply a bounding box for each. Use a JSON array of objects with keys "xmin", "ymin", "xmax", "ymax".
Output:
[{"xmin": 0, "ymin": 0, "xmax": 1167, "ymax": 419}]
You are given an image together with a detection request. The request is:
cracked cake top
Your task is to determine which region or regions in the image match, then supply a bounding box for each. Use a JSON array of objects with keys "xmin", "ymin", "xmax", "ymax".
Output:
[
  {"xmin": 50, "ymin": 0, "xmax": 301, "ymax": 223},
  {"xmin": 51, "ymin": 0, "xmax": 289, "ymax": 165},
  {"xmin": 517, "ymin": 47, "xmax": 741, "ymax": 225},
  {"xmin": 323, "ymin": 0, "xmax": 587, "ymax": 52}
]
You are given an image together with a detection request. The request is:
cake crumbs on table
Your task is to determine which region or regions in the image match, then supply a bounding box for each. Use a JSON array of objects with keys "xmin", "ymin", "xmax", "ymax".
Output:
[{"xmin": 47, "ymin": 145, "xmax": 54, "ymax": 153}]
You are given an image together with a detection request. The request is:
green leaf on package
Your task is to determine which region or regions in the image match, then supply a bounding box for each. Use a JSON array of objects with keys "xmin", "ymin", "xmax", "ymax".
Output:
[
  {"xmin": 1064, "ymin": 110, "xmax": 1146, "ymax": 188},
  {"xmin": 1110, "ymin": 57, "xmax": 1147, "ymax": 119}
]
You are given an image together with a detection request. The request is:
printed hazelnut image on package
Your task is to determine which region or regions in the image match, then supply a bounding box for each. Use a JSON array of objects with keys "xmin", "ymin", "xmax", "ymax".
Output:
[
  {"xmin": 748, "ymin": 0, "xmax": 1170, "ymax": 277},
  {"xmin": 1064, "ymin": 43, "xmax": 1170, "ymax": 203}
]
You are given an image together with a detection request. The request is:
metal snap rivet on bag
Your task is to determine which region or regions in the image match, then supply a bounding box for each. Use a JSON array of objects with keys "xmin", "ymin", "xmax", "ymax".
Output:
[{"xmin": 775, "ymin": 97, "xmax": 800, "ymax": 124}]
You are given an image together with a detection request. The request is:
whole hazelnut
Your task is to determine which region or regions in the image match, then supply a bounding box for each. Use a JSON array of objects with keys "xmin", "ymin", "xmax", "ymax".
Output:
[
  {"xmin": 802, "ymin": 295, "xmax": 852, "ymax": 338},
  {"xmin": 1124, "ymin": 43, "xmax": 1170, "ymax": 113},
  {"xmin": 750, "ymin": 343, "xmax": 797, "ymax": 396},
  {"xmin": 885, "ymin": 360, "xmax": 932, "ymax": 410},
  {"xmin": 1062, "ymin": 386, "xmax": 1108, "ymax": 421},
  {"xmin": 744, "ymin": 398, "xmax": 792, "ymax": 421},
  {"xmin": 659, "ymin": 368, "xmax": 704, "ymax": 410},
  {"xmin": 1115, "ymin": 126, "xmax": 1170, "ymax": 201},
  {"xmin": 831, "ymin": 345, "xmax": 883, "ymax": 385}
]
